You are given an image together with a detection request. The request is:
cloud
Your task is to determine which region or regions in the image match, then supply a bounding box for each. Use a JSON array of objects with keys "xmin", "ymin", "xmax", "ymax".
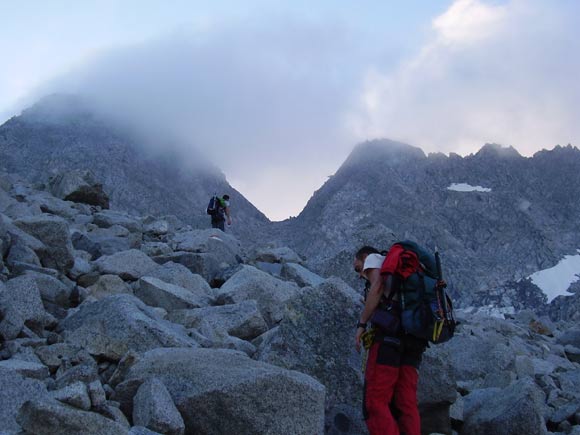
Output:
[
  {"xmin": 349, "ymin": 0, "xmax": 580, "ymax": 156},
  {"xmin": 26, "ymin": 0, "xmax": 580, "ymax": 219},
  {"xmin": 37, "ymin": 16, "xmax": 363, "ymax": 220}
]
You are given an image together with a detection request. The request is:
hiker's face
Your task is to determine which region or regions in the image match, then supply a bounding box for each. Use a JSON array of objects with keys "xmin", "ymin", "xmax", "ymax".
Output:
[{"xmin": 353, "ymin": 257, "xmax": 364, "ymax": 278}]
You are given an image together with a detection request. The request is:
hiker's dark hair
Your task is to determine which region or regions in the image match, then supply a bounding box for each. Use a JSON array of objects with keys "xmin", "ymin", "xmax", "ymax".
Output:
[
  {"xmin": 223, "ymin": 194, "xmax": 230, "ymax": 200},
  {"xmin": 355, "ymin": 246, "xmax": 379, "ymax": 260}
]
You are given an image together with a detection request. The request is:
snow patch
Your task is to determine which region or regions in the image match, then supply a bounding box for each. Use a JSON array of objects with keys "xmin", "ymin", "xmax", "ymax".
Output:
[
  {"xmin": 447, "ymin": 183, "xmax": 492, "ymax": 192},
  {"xmin": 529, "ymin": 250, "xmax": 580, "ymax": 303}
]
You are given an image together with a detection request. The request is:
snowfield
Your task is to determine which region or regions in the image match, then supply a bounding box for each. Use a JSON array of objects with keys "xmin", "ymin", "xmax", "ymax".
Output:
[
  {"xmin": 529, "ymin": 250, "xmax": 580, "ymax": 303},
  {"xmin": 447, "ymin": 183, "xmax": 492, "ymax": 192}
]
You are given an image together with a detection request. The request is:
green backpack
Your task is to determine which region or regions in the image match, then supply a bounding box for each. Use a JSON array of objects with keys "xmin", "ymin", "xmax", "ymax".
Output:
[{"xmin": 383, "ymin": 241, "xmax": 456, "ymax": 344}]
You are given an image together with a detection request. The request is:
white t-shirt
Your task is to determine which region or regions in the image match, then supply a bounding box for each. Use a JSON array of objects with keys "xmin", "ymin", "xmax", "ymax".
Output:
[{"xmin": 363, "ymin": 253, "xmax": 385, "ymax": 277}]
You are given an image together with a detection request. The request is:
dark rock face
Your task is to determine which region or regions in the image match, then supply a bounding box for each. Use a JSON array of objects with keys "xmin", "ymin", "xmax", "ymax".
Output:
[
  {"xmin": 271, "ymin": 139, "xmax": 580, "ymax": 318},
  {"xmin": 48, "ymin": 170, "xmax": 110, "ymax": 208}
]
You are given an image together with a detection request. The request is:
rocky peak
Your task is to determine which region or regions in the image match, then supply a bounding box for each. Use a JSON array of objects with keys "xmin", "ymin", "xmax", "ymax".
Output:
[
  {"xmin": 342, "ymin": 139, "xmax": 426, "ymax": 170},
  {"xmin": 474, "ymin": 143, "xmax": 523, "ymax": 160}
]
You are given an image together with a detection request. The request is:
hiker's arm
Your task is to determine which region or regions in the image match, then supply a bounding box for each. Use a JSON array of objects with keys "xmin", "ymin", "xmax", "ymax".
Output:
[
  {"xmin": 358, "ymin": 268, "xmax": 385, "ymax": 324},
  {"xmin": 225, "ymin": 206, "xmax": 232, "ymax": 224}
]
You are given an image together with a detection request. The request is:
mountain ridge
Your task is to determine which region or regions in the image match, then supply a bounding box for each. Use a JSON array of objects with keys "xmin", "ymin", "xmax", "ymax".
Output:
[{"xmin": 0, "ymin": 94, "xmax": 269, "ymax": 242}]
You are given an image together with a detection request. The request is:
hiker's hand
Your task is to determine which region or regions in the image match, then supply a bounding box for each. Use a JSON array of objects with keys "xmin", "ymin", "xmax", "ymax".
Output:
[
  {"xmin": 355, "ymin": 327, "xmax": 365, "ymax": 353},
  {"xmin": 227, "ymin": 218, "xmax": 232, "ymax": 226}
]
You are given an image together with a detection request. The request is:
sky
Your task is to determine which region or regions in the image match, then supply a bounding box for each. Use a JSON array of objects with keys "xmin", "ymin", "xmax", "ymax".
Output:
[{"xmin": 1, "ymin": 0, "xmax": 579, "ymax": 220}]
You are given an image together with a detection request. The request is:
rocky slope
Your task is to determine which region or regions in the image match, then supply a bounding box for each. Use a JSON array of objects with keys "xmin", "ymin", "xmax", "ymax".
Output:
[
  {"xmin": 273, "ymin": 139, "xmax": 580, "ymax": 319},
  {"xmin": 1, "ymin": 170, "xmax": 580, "ymax": 435},
  {"xmin": 0, "ymin": 94, "xmax": 269, "ymax": 242}
]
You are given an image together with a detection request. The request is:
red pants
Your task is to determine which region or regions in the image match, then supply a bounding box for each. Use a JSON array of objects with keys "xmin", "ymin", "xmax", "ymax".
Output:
[{"xmin": 363, "ymin": 342, "xmax": 421, "ymax": 435}]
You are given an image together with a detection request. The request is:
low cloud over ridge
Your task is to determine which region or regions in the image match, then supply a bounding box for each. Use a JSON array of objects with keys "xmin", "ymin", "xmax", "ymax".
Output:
[{"xmin": 28, "ymin": 0, "xmax": 580, "ymax": 220}]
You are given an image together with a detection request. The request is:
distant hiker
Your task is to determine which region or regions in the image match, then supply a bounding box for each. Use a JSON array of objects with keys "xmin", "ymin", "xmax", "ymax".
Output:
[
  {"xmin": 206, "ymin": 194, "xmax": 232, "ymax": 231},
  {"xmin": 353, "ymin": 245, "xmax": 428, "ymax": 435}
]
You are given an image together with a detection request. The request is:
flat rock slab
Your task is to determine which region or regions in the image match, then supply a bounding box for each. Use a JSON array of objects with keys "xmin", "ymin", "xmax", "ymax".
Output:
[
  {"xmin": 136, "ymin": 277, "xmax": 210, "ymax": 311},
  {"xmin": 0, "ymin": 359, "xmax": 49, "ymax": 380},
  {"xmin": 117, "ymin": 348, "xmax": 325, "ymax": 435}
]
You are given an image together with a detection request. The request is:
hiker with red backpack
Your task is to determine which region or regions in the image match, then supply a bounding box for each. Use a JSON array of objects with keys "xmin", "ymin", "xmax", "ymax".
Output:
[
  {"xmin": 206, "ymin": 194, "xmax": 232, "ymax": 231},
  {"xmin": 353, "ymin": 242, "xmax": 455, "ymax": 435}
]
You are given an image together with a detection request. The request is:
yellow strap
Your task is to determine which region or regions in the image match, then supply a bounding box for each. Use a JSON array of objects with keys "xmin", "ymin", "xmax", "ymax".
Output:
[
  {"xmin": 433, "ymin": 321, "xmax": 444, "ymax": 342},
  {"xmin": 360, "ymin": 329, "xmax": 375, "ymax": 374}
]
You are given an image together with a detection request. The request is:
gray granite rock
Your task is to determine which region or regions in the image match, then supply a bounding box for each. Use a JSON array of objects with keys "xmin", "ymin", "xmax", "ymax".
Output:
[
  {"xmin": 87, "ymin": 274, "xmax": 133, "ymax": 300},
  {"xmin": 0, "ymin": 367, "xmax": 48, "ymax": 433},
  {"xmin": 0, "ymin": 359, "xmax": 49, "ymax": 380},
  {"xmin": 167, "ymin": 300, "xmax": 267, "ymax": 340},
  {"xmin": 48, "ymin": 169, "xmax": 109, "ymax": 208},
  {"xmin": 59, "ymin": 294, "xmax": 197, "ymax": 360},
  {"xmin": 255, "ymin": 278, "xmax": 362, "ymax": 434},
  {"xmin": 133, "ymin": 378, "xmax": 185, "ymax": 435},
  {"xmin": 135, "ymin": 277, "xmax": 210, "ymax": 311},
  {"xmin": 50, "ymin": 381, "xmax": 92, "ymax": 410},
  {"xmin": 93, "ymin": 210, "xmax": 142, "ymax": 233},
  {"xmin": 462, "ymin": 379, "xmax": 547, "ymax": 435},
  {"xmin": 94, "ymin": 250, "xmax": 158, "ymax": 281},
  {"xmin": 14, "ymin": 215, "xmax": 74, "ymax": 273},
  {"xmin": 17, "ymin": 398, "xmax": 127, "ymax": 435},
  {"xmin": 216, "ymin": 265, "xmax": 299, "ymax": 326},
  {"xmin": 147, "ymin": 262, "xmax": 213, "ymax": 298},
  {"xmin": 1, "ymin": 275, "xmax": 54, "ymax": 330},
  {"xmin": 116, "ymin": 348, "xmax": 325, "ymax": 435},
  {"xmin": 280, "ymin": 262, "xmax": 325, "ymax": 287}
]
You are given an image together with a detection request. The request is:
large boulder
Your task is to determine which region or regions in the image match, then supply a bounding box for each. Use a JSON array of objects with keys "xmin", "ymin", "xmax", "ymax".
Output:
[
  {"xmin": 87, "ymin": 274, "xmax": 133, "ymax": 300},
  {"xmin": 256, "ymin": 278, "xmax": 364, "ymax": 434},
  {"xmin": 6, "ymin": 235, "xmax": 42, "ymax": 269},
  {"xmin": 215, "ymin": 265, "xmax": 300, "ymax": 326},
  {"xmin": 135, "ymin": 277, "xmax": 210, "ymax": 311},
  {"xmin": 93, "ymin": 210, "xmax": 143, "ymax": 233},
  {"xmin": 133, "ymin": 378, "xmax": 185, "ymax": 435},
  {"xmin": 0, "ymin": 367, "xmax": 48, "ymax": 433},
  {"xmin": 24, "ymin": 270, "xmax": 74, "ymax": 307},
  {"xmin": 116, "ymin": 348, "xmax": 326, "ymax": 435},
  {"xmin": 14, "ymin": 215, "xmax": 75, "ymax": 273},
  {"xmin": 253, "ymin": 246, "xmax": 303, "ymax": 264},
  {"xmin": 557, "ymin": 327, "xmax": 580, "ymax": 348},
  {"xmin": 417, "ymin": 347, "xmax": 458, "ymax": 435},
  {"xmin": 94, "ymin": 250, "xmax": 158, "ymax": 281},
  {"xmin": 168, "ymin": 300, "xmax": 268, "ymax": 341},
  {"xmin": 147, "ymin": 262, "xmax": 213, "ymax": 298},
  {"xmin": 171, "ymin": 229, "xmax": 242, "ymax": 262},
  {"xmin": 0, "ymin": 274, "xmax": 55, "ymax": 331},
  {"xmin": 281, "ymin": 262, "xmax": 325, "ymax": 287},
  {"xmin": 48, "ymin": 169, "xmax": 110, "ymax": 208},
  {"xmin": 84, "ymin": 225, "xmax": 141, "ymax": 256},
  {"xmin": 442, "ymin": 328, "xmax": 515, "ymax": 390},
  {"xmin": 17, "ymin": 398, "xmax": 127, "ymax": 435},
  {"xmin": 462, "ymin": 379, "xmax": 547, "ymax": 435},
  {"xmin": 59, "ymin": 294, "xmax": 197, "ymax": 360},
  {"xmin": 153, "ymin": 251, "xmax": 230, "ymax": 286}
]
